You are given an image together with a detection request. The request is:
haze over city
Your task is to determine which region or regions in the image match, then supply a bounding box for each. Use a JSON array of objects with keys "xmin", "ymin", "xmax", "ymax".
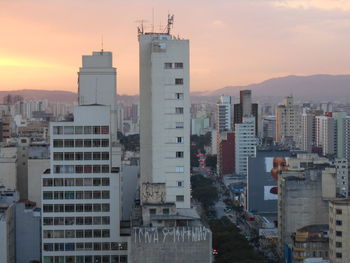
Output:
[{"xmin": 1, "ymin": 0, "xmax": 350, "ymax": 95}]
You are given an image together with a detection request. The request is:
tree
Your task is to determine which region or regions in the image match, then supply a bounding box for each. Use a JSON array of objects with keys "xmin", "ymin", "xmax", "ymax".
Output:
[
  {"xmin": 206, "ymin": 154, "xmax": 217, "ymax": 170},
  {"xmin": 191, "ymin": 174, "xmax": 218, "ymax": 207}
]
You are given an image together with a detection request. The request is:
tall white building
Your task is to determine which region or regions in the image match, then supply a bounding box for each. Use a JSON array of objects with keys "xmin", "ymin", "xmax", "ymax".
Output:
[
  {"xmin": 315, "ymin": 116, "xmax": 336, "ymax": 156},
  {"xmin": 216, "ymin": 95, "xmax": 232, "ymax": 133},
  {"xmin": 235, "ymin": 116, "xmax": 257, "ymax": 176},
  {"xmin": 41, "ymin": 51, "xmax": 128, "ymax": 263},
  {"xmin": 139, "ymin": 33, "xmax": 191, "ymax": 209}
]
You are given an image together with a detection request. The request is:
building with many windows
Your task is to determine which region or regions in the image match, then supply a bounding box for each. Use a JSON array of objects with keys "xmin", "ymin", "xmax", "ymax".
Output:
[
  {"xmin": 235, "ymin": 116, "xmax": 257, "ymax": 176},
  {"xmin": 139, "ymin": 32, "xmax": 190, "ymax": 209},
  {"xmin": 329, "ymin": 198, "xmax": 350, "ymax": 263},
  {"xmin": 41, "ymin": 51, "xmax": 128, "ymax": 263}
]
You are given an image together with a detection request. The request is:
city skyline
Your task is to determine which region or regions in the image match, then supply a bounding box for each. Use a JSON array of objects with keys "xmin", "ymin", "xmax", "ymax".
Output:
[{"xmin": 1, "ymin": 0, "xmax": 350, "ymax": 95}]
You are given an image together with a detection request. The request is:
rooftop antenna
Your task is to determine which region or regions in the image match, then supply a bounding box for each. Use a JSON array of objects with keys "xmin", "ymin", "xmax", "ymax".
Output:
[
  {"xmin": 167, "ymin": 14, "xmax": 174, "ymax": 34},
  {"xmin": 95, "ymin": 78, "xmax": 98, "ymax": 104},
  {"xmin": 152, "ymin": 8, "xmax": 154, "ymax": 33},
  {"xmin": 101, "ymin": 35, "xmax": 104, "ymax": 53},
  {"xmin": 136, "ymin": 19, "xmax": 147, "ymax": 35}
]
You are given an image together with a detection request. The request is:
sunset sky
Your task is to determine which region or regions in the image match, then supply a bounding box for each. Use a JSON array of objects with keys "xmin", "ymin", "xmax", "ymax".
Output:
[{"xmin": 1, "ymin": 0, "xmax": 350, "ymax": 95}]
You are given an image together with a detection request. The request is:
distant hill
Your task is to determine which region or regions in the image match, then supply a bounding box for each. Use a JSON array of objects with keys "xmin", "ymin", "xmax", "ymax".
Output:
[
  {"xmin": 1, "ymin": 75, "xmax": 349, "ymax": 104},
  {"xmin": 208, "ymin": 74, "xmax": 350, "ymax": 102}
]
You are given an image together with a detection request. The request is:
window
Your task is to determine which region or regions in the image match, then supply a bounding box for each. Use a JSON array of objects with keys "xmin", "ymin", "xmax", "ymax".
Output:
[
  {"xmin": 101, "ymin": 139, "xmax": 109, "ymax": 147},
  {"xmin": 53, "ymin": 140, "xmax": 63, "ymax": 148},
  {"xmin": 75, "ymin": 139, "xmax": 83, "ymax": 147},
  {"xmin": 175, "ymin": 78, "xmax": 183, "ymax": 85},
  {"xmin": 64, "ymin": 126, "xmax": 74, "ymax": 134},
  {"xmin": 75, "ymin": 152, "xmax": 83, "ymax": 160},
  {"xmin": 336, "ymin": 253, "xmax": 342, "ymax": 258},
  {"xmin": 93, "ymin": 178, "xmax": 101, "ymax": 186},
  {"xmin": 163, "ymin": 208, "xmax": 170, "ymax": 215},
  {"xmin": 65, "ymin": 204, "xmax": 75, "ymax": 212},
  {"xmin": 54, "ymin": 205, "xmax": 64, "ymax": 213},
  {"xmin": 176, "ymin": 195, "xmax": 184, "ymax": 202},
  {"xmin": 65, "ymin": 178, "xmax": 75, "ymax": 186},
  {"xmin": 102, "ymin": 165, "xmax": 109, "ymax": 173},
  {"xmin": 53, "ymin": 126, "xmax": 63, "ymax": 135},
  {"xmin": 64, "ymin": 152, "xmax": 74, "ymax": 161},
  {"xmin": 175, "ymin": 107, "xmax": 184, "ymax": 114},
  {"xmin": 102, "ymin": 152, "xmax": 109, "ymax": 160},
  {"xmin": 84, "ymin": 126, "xmax": 92, "ymax": 134},
  {"xmin": 43, "ymin": 217, "xmax": 53, "ymax": 225},
  {"xmin": 102, "ymin": 191, "xmax": 110, "ymax": 199},
  {"xmin": 102, "ymin": 203, "xmax": 110, "ymax": 212},
  {"xmin": 53, "ymin": 152, "xmax": 63, "ymax": 160},
  {"xmin": 43, "ymin": 179, "xmax": 53, "ymax": 187},
  {"xmin": 54, "ymin": 217, "xmax": 64, "ymax": 225},
  {"xmin": 53, "ymin": 192, "xmax": 63, "ymax": 200},
  {"xmin": 93, "ymin": 165, "xmax": 101, "ymax": 173},
  {"xmin": 93, "ymin": 139, "xmax": 101, "ymax": 147},
  {"xmin": 84, "ymin": 165, "xmax": 92, "ymax": 173},
  {"xmin": 176, "ymin": 93, "xmax": 184, "ymax": 100},
  {"xmin": 177, "ymin": 181, "xmax": 184, "ymax": 187},
  {"xmin": 149, "ymin": 208, "xmax": 156, "ymax": 215},
  {"xmin": 336, "ymin": 231, "xmax": 342, "ymax": 237},
  {"xmin": 102, "ymin": 178, "xmax": 110, "ymax": 186},
  {"xmin": 336, "ymin": 209, "xmax": 343, "ymax": 215},
  {"xmin": 84, "ymin": 139, "xmax": 92, "ymax": 147},
  {"xmin": 176, "ymin": 151, "xmax": 184, "ymax": 158},
  {"xmin": 336, "ymin": 242, "xmax": 342, "ymax": 248},
  {"xmin": 177, "ymin": 137, "xmax": 183, "ymax": 143},
  {"xmin": 64, "ymin": 139, "xmax": 74, "ymax": 148},
  {"xmin": 93, "ymin": 216, "xmax": 101, "ymax": 225},
  {"xmin": 75, "ymin": 126, "xmax": 83, "ymax": 134},
  {"xmin": 102, "ymin": 229, "xmax": 110, "ymax": 237},
  {"xmin": 176, "ymin": 166, "xmax": 184, "ymax": 173},
  {"xmin": 43, "ymin": 192, "xmax": 53, "ymax": 200},
  {"xmin": 93, "ymin": 152, "xmax": 101, "ymax": 160},
  {"xmin": 101, "ymin": 126, "xmax": 109, "ymax": 134},
  {"xmin": 76, "ymin": 165, "xmax": 83, "ymax": 173},
  {"xmin": 93, "ymin": 126, "xmax": 101, "ymax": 134},
  {"xmin": 102, "ymin": 216, "xmax": 110, "ymax": 224},
  {"xmin": 84, "ymin": 152, "xmax": 92, "ymax": 160},
  {"xmin": 164, "ymin": 62, "xmax": 172, "ymax": 69},
  {"xmin": 336, "ymin": 220, "xmax": 342, "ymax": 226},
  {"xmin": 175, "ymin": 62, "xmax": 183, "ymax": 69},
  {"xmin": 176, "ymin": 122, "xmax": 184, "ymax": 128}
]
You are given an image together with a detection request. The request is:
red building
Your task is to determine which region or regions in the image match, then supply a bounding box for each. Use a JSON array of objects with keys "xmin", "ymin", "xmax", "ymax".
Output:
[{"xmin": 217, "ymin": 132, "xmax": 235, "ymax": 175}]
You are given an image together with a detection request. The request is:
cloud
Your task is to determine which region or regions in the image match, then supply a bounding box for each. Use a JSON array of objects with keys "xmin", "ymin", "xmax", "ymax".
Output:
[
  {"xmin": 212, "ymin": 20, "xmax": 225, "ymax": 26},
  {"xmin": 272, "ymin": 0, "xmax": 350, "ymax": 11}
]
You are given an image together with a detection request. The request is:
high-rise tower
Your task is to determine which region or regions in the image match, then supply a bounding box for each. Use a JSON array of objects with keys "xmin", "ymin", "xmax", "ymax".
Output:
[
  {"xmin": 138, "ymin": 32, "xmax": 191, "ymax": 209},
  {"xmin": 41, "ymin": 51, "xmax": 128, "ymax": 263}
]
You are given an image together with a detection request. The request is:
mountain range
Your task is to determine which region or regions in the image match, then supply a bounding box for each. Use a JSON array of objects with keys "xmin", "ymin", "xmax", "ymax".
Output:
[{"xmin": 0, "ymin": 74, "xmax": 349, "ymax": 104}]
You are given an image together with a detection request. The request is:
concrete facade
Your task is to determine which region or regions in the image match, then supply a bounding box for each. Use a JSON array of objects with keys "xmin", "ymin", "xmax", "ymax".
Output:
[
  {"xmin": 131, "ymin": 226, "xmax": 212, "ymax": 263},
  {"xmin": 139, "ymin": 33, "xmax": 191, "ymax": 209},
  {"xmin": 235, "ymin": 116, "xmax": 257, "ymax": 176},
  {"xmin": 278, "ymin": 168, "xmax": 331, "ymax": 257},
  {"xmin": 329, "ymin": 199, "xmax": 350, "ymax": 263}
]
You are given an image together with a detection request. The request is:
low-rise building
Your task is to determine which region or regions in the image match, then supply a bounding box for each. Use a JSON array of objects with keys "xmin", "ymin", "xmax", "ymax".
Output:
[{"xmin": 292, "ymin": 225, "xmax": 329, "ymax": 263}]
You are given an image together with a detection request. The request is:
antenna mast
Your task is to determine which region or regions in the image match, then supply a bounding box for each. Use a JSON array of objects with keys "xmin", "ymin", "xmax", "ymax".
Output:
[{"xmin": 167, "ymin": 14, "xmax": 174, "ymax": 34}]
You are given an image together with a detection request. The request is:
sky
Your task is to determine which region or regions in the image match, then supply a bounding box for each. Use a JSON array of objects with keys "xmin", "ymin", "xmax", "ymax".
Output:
[{"xmin": 1, "ymin": 0, "xmax": 350, "ymax": 95}]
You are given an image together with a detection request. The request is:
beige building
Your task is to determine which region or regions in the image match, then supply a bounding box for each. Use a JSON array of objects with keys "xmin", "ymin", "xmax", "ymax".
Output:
[
  {"xmin": 292, "ymin": 224, "xmax": 329, "ymax": 263},
  {"xmin": 278, "ymin": 154, "xmax": 337, "ymax": 258},
  {"xmin": 329, "ymin": 199, "xmax": 350, "ymax": 263},
  {"xmin": 275, "ymin": 96, "xmax": 301, "ymax": 147}
]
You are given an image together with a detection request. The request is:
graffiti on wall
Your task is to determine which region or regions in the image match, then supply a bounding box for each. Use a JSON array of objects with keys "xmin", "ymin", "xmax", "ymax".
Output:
[{"xmin": 133, "ymin": 226, "xmax": 210, "ymax": 244}]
